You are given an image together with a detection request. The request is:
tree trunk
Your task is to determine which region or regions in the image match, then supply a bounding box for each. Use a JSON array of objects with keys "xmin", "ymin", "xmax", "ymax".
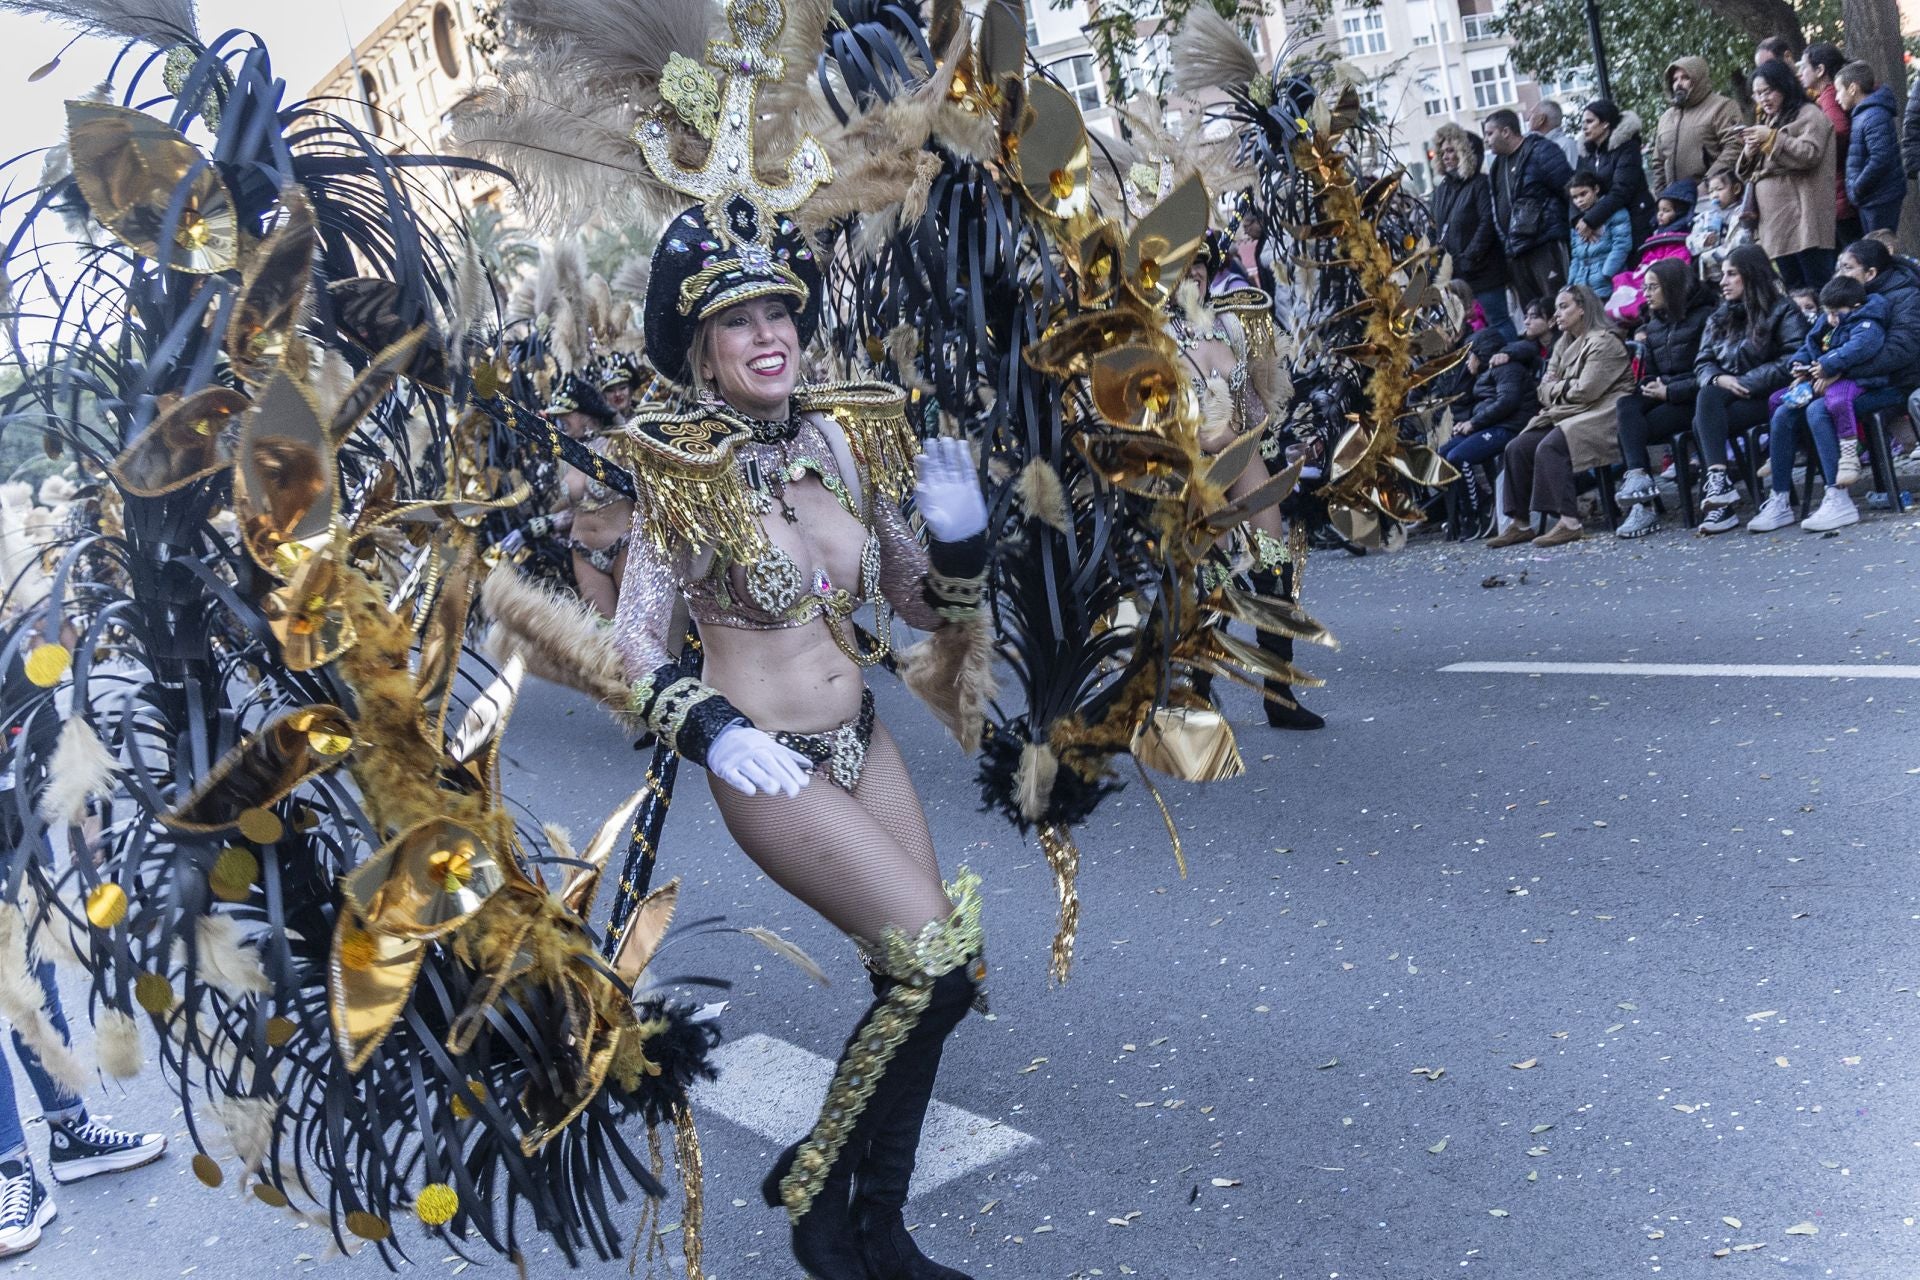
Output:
[{"xmin": 1692, "ymin": 0, "xmax": 1802, "ymax": 45}]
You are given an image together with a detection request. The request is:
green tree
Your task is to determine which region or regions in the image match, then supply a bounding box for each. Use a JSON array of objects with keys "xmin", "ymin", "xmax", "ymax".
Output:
[
  {"xmin": 1497, "ymin": 0, "xmax": 1842, "ymax": 123},
  {"xmin": 1063, "ymin": 0, "xmax": 1276, "ymax": 106}
]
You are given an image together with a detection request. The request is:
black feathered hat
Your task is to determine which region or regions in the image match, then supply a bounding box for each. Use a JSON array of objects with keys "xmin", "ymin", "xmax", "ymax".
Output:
[{"xmin": 642, "ymin": 200, "xmax": 822, "ymax": 387}]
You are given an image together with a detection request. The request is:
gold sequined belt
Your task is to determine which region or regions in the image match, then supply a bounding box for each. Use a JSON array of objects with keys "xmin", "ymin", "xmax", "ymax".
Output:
[{"xmin": 772, "ymin": 689, "xmax": 876, "ymax": 791}]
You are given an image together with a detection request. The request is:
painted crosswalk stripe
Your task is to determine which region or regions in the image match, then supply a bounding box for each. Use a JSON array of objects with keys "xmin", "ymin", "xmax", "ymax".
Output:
[
  {"xmin": 1441, "ymin": 661, "xmax": 1920, "ymax": 680},
  {"xmin": 688, "ymin": 1032, "xmax": 1037, "ymax": 1198}
]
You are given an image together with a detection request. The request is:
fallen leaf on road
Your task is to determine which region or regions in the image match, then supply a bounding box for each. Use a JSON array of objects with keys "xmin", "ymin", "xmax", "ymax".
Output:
[
  {"xmin": 1489, "ymin": 1208, "xmax": 1509, "ymax": 1217},
  {"xmin": 1784, "ymin": 1223, "xmax": 1818, "ymax": 1236},
  {"xmin": 1210, "ymin": 1178, "xmax": 1241, "ymax": 1188},
  {"xmin": 1723, "ymin": 1216, "xmax": 1742, "ymax": 1228},
  {"xmin": 1511, "ymin": 1059, "xmax": 1538, "ymax": 1070},
  {"xmin": 1428, "ymin": 1137, "xmax": 1449, "ymax": 1154}
]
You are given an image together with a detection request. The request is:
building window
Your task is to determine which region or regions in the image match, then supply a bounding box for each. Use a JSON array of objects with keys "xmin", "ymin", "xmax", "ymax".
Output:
[
  {"xmin": 1122, "ymin": 32, "xmax": 1172, "ymax": 98},
  {"xmin": 433, "ymin": 3, "xmax": 463, "ymax": 78},
  {"xmin": 1470, "ymin": 63, "xmax": 1515, "ymax": 110},
  {"xmin": 1358, "ymin": 81, "xmax": 1391, "ymax": 117},
  {"xmin": 1536, "ymin": 67, "xmax": 1597, "ymax": 103},
  {"xmin": 1340, "ymin": 10, "xmax": 1387, "ymax": 57},
  {"xmin": 1424, "ymin": 96, "xmax": 1447, "ymax": 117},
  {"xmin": 1059, "ymin": 53, "xmax": 1102, "ymax": 112},
  {"xmin": 1461, "ymin": 13, "xmax": 1498, "ymax": 42}
]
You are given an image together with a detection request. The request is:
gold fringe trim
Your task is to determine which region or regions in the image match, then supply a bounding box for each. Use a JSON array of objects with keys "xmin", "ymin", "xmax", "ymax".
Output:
[
  {"xmin": 672, "ymin": 1103, "xmax": 706, "ymax": 1280},
  {"xmin": 799, "ymin": 380, "xmax": 918, "ymax": 503},
  {"xmin": 1037, "ymin": 824, "xmax": 1080, "ymax": 986}
]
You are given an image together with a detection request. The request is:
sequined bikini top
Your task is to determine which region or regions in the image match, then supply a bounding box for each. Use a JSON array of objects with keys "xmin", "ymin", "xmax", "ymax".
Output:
[{"xmin": 610, "ymin": 382, "xmax": 922, "ymax": 667}]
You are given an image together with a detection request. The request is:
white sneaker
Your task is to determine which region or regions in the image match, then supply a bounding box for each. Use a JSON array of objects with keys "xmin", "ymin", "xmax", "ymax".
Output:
[
  {"xmin": 1801, "ymin": 487, "xmax": 1860, "ymax": 532},
  {"xmin": 1614, "ymin": 469, "xmax": 1656, "ymax": 504},
  {"xmin": 1835, "ymin": 438, "xmax": 1861, "ymax": 488},
  {"xmin": 1747, "ymin": 492, "xmax": 1796, "ymax": 532}
]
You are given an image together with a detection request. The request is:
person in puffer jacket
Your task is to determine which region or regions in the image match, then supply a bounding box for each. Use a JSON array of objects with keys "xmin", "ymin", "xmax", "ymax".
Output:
[
  {"xmin": 1567, "ymin": 170, "xmax": 1632, "ymax": 292},
  {"xmin": 1605, "ymin": 179, "xmax": 1696, "ymax": 324},
  {"xmin": 1440, "ymin": 331, "xmax": 1539, "ymax": 534},
  {"xmin": 1837, "ymin": 63, "xmax": 1905, "ymax": 234},
  {"xmin": 1612, "ymin": 259, "xmax": 1715, "ymax": 537}
]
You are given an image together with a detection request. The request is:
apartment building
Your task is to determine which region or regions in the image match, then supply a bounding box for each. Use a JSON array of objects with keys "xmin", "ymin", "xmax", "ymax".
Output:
[
  {"xmin": 309, "ymin": 1, "xmax": 492, "ymax": 149},
  {"xmin": 1314, "ymin": 0, "xmax": 1592, "ymax": 191}
]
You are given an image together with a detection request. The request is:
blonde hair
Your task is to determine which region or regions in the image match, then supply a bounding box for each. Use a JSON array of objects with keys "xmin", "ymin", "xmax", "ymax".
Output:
[{"xmin": 684, "ymin": 305, "xmax": 816, "ymax": 404}]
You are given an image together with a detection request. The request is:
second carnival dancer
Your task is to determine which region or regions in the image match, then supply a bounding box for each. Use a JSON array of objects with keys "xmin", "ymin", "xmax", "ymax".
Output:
[
  {"xmin": 605, "ymin": 34, "xmax": 991, "ymax": 1280},
  {"xmin": 1178, "ymin": 235, "xmax": 1325, "ymax": 730}
]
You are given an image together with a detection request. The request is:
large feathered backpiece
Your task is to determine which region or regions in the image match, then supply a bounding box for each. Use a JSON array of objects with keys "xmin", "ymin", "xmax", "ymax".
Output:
[
  {"xmin": 0, "ymin": 14, "xmax": 720, "ymax": 1271},
  {"xmin": 1173, "ymin": 8, "xmax": 1461, "ymax": 546}
]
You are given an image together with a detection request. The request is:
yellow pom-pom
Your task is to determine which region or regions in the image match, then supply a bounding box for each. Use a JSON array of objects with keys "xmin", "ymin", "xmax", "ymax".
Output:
[
  {"xmin": 414, "ymin": 1182, "xmax": 459, "ymax": 1226},
  {"xmin": 24, "ymin": 644, "xmax": 70, "ymax": 688},
  {"xmin": 86, "ymin": 883, "xmax": 128, "ymax": 928}
]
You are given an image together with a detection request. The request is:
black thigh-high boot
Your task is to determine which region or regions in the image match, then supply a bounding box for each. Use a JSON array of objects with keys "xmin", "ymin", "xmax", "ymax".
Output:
[
  {"xmin": 1249, "ymin": 564, "xmax": 1324, "ymax": 731},
  {"xmin": 849, "ymin": 959, "xmax": 982, "ymax": 1280},
  {"xmin": 761, "ymin": 874, "xmax": 986, "ymax": 1280}
]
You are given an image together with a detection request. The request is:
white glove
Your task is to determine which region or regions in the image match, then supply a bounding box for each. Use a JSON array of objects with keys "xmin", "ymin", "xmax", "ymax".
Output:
[
  {"xmin": 913, "ymin": 436, "xmax": 988, "ymax": 543},
  {"xmin": 707, "ymin": 724, "xmax": 812, "ymax": 798}
]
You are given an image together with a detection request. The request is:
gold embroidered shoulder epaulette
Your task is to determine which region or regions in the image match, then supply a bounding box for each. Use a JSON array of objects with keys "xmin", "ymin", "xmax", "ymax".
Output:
[
  {"xmin": 610, "ymin": 406, "xmax": 764, "ymax": 557},
  {"xmin": 1211, "ymin": 288, "xmax": 1277, "ymax": 359},
  {"xmin": 796, "ymin": 380, "xmax": 917, "ymax": 501}
]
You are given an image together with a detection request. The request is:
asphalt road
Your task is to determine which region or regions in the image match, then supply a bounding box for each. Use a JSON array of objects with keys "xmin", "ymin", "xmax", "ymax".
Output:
[{"xmin": 12, "ymin": 507, "xmax": 1920, "ymax": 1279}]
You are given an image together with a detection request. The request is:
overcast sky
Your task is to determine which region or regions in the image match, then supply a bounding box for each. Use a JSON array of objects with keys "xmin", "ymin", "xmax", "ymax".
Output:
[{"xmin": 0, "ymin": 1, "xmax": 403, "ymax": 151}]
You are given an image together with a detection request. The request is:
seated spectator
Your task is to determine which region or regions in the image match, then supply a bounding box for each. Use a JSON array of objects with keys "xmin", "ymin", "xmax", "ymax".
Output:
[
  {"xmin": 1790, "ymin": 286, "xmax": 1820, "ymax": 322},
  {"xmin": 1568, "ymin": 170, "xmax": 1632, "ymax": 292},
  {"xmin": 1691, "ymin": 244, "xmax": 1809, "ymax": 533},
  {"xmin": 1605, "ymin": 180, "xmax": 1697, "ymax": 323},
  {"xmin": 1444, "ymin": 328, "xmax": 1539, "ymax": 535},
  {"xmin": 1830, "ymin": 237, "xmax": 1920, "ymax": 485},
  {"xmin": 1446, "ymin": 278, "xmax": 1488, "ymax": 333},
  {"xmin": 1750, "ymin": 273, "xmax": 1886, "ymax": 533},
  {"xmin": 1614, "ymin": 259, "xmax": 1716, "ymax": 537},
  {"xmin": 1837, "ymin": 62, "xmax": 1905, "ymax": 235},
  {"xmin": 1688, "ymin": 170, "xmax": 1754, "ymax": 281},
  {"xmin": 1487, "ymin": 285, "xmax": 1635, "ymax": 547}
]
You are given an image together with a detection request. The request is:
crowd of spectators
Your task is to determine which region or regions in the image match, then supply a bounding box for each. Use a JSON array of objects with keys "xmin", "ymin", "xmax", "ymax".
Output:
[{"xmin": 1428, "ymin": 36, "xmax": 1919, "ymax": 544}]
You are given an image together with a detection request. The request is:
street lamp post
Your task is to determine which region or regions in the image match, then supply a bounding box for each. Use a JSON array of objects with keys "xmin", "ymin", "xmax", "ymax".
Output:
[{"xmin": 1584, "ymin": 0, "xmax": 1613, "ymax": 101}]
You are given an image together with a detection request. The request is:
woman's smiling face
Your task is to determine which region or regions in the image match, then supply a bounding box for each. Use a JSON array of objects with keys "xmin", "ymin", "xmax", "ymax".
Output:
[{"xmin": 699, "ymin": 295, "xmax": 799, "ymax": 417}]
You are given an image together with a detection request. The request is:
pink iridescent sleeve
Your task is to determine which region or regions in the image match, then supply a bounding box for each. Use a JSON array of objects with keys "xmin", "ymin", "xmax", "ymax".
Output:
[
  {"xmin": 871, "ymin": 494, "xmax": 944, "ymax": 631},
  {"xmin": 611, "ymin": 509, "xmax": 688, "ymax": 681}
]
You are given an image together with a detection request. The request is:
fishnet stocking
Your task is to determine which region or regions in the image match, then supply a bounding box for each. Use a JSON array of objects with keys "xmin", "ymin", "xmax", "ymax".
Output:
[{"xmin": 709, "ymin": 714, "xmax": 953, "ymax": 949}]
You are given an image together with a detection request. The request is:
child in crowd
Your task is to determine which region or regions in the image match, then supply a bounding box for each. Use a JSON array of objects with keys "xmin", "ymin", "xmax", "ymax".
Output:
[
  {"xmin": 1445, "ymin": 278, "xmax": 1487, "ymax": 334},
  {"xmin": 1791, "ymin": 287, "xmax": 1820, "ymax": 323},
  {"xmin": 1686, "ymin": 170, "xmax": 1752, "ymax": 281},
  {"xmin": 1836, "ymin": 62, "xmax": 1905, "ymax": 234},
  {"xmin": 1605, "ymin": 179, "xmax": 1697, "ymax": 324},
  {"xmin": 1752, "ymin": 274, "xmax": 1889, "ymax": 533},
  {"xmin": 1443, "ymin": 328, "xmax": 1540, "ymax": 536},
  {"xmin": 1567, "ymin": 169, "xmax": 1632, "ymax": 292}
]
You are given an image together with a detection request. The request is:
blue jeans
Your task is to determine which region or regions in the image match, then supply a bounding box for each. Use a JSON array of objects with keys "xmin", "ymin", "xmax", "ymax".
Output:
[
  {"xmin": 0, "ymin": 958, "xmax": 79, "ymax": 1155},
  {"xmin": 1473, "ymin": 289, "xmax": 1518, "ymax": 343},
  {"xmin": 1769, "ymin": 399, "xmax": 1841, "ymax": 493}
]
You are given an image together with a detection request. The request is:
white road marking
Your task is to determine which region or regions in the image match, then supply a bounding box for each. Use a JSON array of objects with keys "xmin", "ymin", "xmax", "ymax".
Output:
[
  {"xmin": 688, "ymin": 1032, "xmax": 1037, "ymax": 1198},
  {"xmin": 1441, "ymin": 661, "xmax": 1920, "ymax": 680}
]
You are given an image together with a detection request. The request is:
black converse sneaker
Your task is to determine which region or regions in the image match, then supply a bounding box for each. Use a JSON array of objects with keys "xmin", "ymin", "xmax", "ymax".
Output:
[
  {"xmin": 46, "ymin": 1112, "xmax": 165, "ymax": 1184},
  {"xmin": 0, "ymin": 1158, "xmax": 55, "ymax": 1257}
]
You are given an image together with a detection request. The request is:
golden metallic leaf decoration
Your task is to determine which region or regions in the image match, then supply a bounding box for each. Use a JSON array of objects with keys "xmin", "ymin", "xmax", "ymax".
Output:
[
  {"xmin": 252, "ymin": 1183, "xmax": 289, "ymax": 1207},
  {"xmin": 414, "ymin": 542, "xmax": 478, "ymax": 741},
  {"xmin": 560, "ymin": 788, "xmax": 650, "ymax": 916},
  {"xmin": 192, "ymin": 1153, "xmax": 224, "ymax": 1187},
  {"xmin": 1026, "ymin": 309, "xmax": 1151, "ymax": 378},
  {"xmin": 329, "ymin": 913, "xmax": 425, "ymax": 1073},
  {"xmin": 110, "ymin": 387, "xmax": 248, "ymax": 496},
  {"xmin": 1131, "ymin": 707, "xmax": 1245, "ymax": 783},
  {"xmin": 65, "ymin": 100, "xmax": 238, "ymax": 273},
  {"xmin": 1123, "ymin": 175, "xmax": 1208, "ymax": 309},
  {"xmin": 329, "ymin": 326, "xmax": 429, "ymax": 445},
  {"xmin": 236, "ymin": 372, "xmax": 337, "ymax": 570},
  {"xmin": 134, "ymin": 971, "xmax": 175, "ymax": 1013},
  {"xmin": 160, "ymin": 705, "xmax": 353, "ymax": 833},
  {"xmin": 345, "ymin": 1211, "xmax": 391, "ymax": 1242},
  {"xmin": 263, "ymin": 548, "xmax": 358, "ymax": 671},
  {"xmin": 227, "ymin": 189, "xmax": 317, "ymax": 383},
  {"xmin": 613, "ymin": 878, "xmax": 681, "ymax": 986},
  {"xmin": 447, "ymin": 653, "xmax": 524, "ymax": 801},
  {"xmin": 1074, "ymin": 429, "xmax": 1190, "ymax": 501},
  {"xmin": 340, "ymin": 817, "xmax": 506, "ymax": 941},
  {"xmin": 1010, "ymin": 78, "xmax": 1092, "ymax": 223},
  {"xmin": 1089, "ymin": 345, "xmax": 1187, "ymax": 432}
]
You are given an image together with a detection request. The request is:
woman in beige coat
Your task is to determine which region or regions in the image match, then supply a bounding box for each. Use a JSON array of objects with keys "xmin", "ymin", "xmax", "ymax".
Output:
[
  {"xmin": 1735, "ymin": 57, "xmax": 1837, "ymax": 287},
  {"xmin": 1488, "ymin": 285, "xmax": 1634, "ymax": 548}
]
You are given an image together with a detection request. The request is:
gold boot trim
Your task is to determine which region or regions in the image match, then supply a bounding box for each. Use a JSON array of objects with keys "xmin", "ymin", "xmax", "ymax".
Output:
[{"xmin": 780, "ymin": 871, "xmax": 984, "ymax": 1223}]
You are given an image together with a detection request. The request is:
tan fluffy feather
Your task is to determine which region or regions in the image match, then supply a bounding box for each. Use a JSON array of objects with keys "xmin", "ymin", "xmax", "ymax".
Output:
[
  {"xmin": 899, "ymin": 615, "xmax": 997, "ymax": 754},
  {"xmin": 609, "ymin": 255, "xmax": 651, "ymax": 301},
  {"xmin": 1171, "ymin": 5, "xmax": 1263, "ymax": 100},
  {"xmin": 0, "ymin": 0, "xmax": 198, "ymax": 45},
  {"xmin": 39, "ymin": 716, "xmax": 120, "ymax": 826},
  {"xmin": 501, "ymin": 0, "xmax": 716, "ymax": 95},
  {"xmin": 738, "ymin": 926, "xmax": 831, "ymax": 987},
  {"xmin": 450, "ymin": 75, "xmax": 662, "ymax": 234},
  {"xmin": 96, "ymin": 1007, "xmax": 144, "ymax": 1078},
  {"xmin": 1014, "ymin": 459, "xmax": 1069, "ymax": 533},
  {"xmin": 19, "ymin": 880, "xmax": 87, "ymax": 974},
  {"xmin": 208, "ymin": 1093, "xmax": 277, "ymax": 1172},
  {"xmin": 190, "ymin": 914, "xmax": 271, "ymax": 1000},
  {"xmin": 480, "ymin": 567, "xmax": 631, "ymax": 713},
  {"xmin": 1015, "ymin": 741, "xmax": 1058, "ymax": 824},
  {"xmin": 0, "ymin": 903, "xmax": 93, "ymax": 1096}
]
